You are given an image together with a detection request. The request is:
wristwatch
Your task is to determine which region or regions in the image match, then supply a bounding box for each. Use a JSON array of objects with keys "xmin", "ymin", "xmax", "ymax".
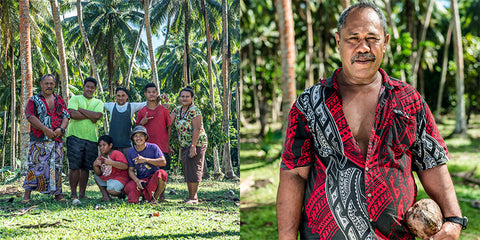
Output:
[{"xmin": 444, "ymin": 216, "xmax": 468, "ymax": 230}]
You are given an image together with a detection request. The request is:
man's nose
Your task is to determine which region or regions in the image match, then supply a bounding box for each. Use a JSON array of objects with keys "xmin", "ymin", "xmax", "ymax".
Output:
[{"xmin": 356, "ymin": 39, "xmax": 370, "ymax": 53}]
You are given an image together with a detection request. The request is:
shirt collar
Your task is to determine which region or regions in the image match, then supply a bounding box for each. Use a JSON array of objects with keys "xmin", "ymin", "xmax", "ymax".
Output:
[{"xmin": 321, "ymin": 68, "xmax": 398, "ymax": 91}]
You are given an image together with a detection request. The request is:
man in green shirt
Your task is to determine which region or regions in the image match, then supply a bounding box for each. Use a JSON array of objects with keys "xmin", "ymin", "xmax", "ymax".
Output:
[{"xmin": 66, "ymin": 77, "xmax": 104, "ymax": 201}]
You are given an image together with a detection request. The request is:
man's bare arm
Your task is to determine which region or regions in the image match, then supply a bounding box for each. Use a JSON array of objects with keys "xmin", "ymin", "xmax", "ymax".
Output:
[
  {"xmin": 78, "ymin": 108, "xmax": 103, "ymax": 123},
  {"xmin": 26, "ymin": 115, "xmax": 55, "ymax": 139},
  {"xmin": 68, "ymin": 109, "xmax": 88, "ymax": 120},
  {"xmin": 277, "ymin": 166, "xmax": 310, "ymax": 240},
  {"xmin": 418, "ymin": 164, "xmax": 462, "ymax": 239}
]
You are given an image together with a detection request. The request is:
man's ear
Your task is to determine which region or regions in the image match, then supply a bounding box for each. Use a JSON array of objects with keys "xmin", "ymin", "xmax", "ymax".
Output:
[
  {"xmin": 334, "ymin": 32, "xmax": 341, "ymax": 50},
  {"xmin": 383, "ymin": 34, "xmax": 390, "ymax": 53}
]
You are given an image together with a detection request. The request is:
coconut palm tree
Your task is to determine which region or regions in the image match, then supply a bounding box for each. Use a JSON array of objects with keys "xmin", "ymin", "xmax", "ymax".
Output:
[
  {"xmin": 19, "ymin": 0, "xmax": 33, "ymax": 172},
  {"xmin": 50, "ymin": 0, "xmax": 69, "ymax": 102}
]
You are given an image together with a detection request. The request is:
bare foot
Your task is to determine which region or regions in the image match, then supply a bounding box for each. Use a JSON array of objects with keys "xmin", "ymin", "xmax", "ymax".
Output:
[
  {"xmin": 101, "ymin": 196, "xmax": 112, "ymax": 201},
  {"xmin": 184, "ymin": 199, "xmax": 198, "ymax": 204}
]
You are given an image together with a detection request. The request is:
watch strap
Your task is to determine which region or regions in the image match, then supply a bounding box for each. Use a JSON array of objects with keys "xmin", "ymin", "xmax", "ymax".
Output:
[{"xmin": 444, "ymin": 216, "xmax": 468, "ymax": 230}]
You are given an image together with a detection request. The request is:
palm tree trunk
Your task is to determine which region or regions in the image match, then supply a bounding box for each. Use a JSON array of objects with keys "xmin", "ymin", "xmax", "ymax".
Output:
[
  {"xmin": 201, "ymin": 0, "xmax": 223, "ymax": 178},
  {"xmin": 1, "ymin": 110, "xmax": 8, "ymax": 174},
  {"xmin": 221, "ymin": 0, "xmax": 237, "ymax": 180},
  {"xmin": 126, "ymin": 19, "xmax": 144, "ymax": 90},
  {"xmin": 156, "ymin": 13, "xmax": 171, "ymax": 66},
  {"xmin": 144, "ymin": 0, "xmax": 159, "ymax": 87},
  {"xmin": 435, "ymin": 21, "xmax": 453, "ymax": 122},
  {"xmin": 411, "ymin": 0, "xmax": 434, "ymax": 91},
  {"xmin": 184, "ymin": 0, "xmax": 191, "ymax": 85},
  {"xmin": 276, "ymin": 0, "xmax": 296, "ymax": 136},
  {"xmin": 19, "ymin": 0, "xmax": 32, "ymax": 173},
  {"xmin": 50, "ymin": 0, "xmax": 69, "ymax": 102},
  {"xmin": 72, "ymin": 44, "xmax": 84, "ymax": 84},
  {"xmin": 10, "ymin": 50, "xmax": 17, "ymax": 171},
  {"xmin": 451, "ymin": 0, "xmax": 467, "ymax": 135},
  {"xmin": 341, "ymin": 0, "xmax": 350, "ymax": 9},
  {"xmin": 305, "ymin": 0, "xmax": 314, "ymax": 88},
  {"xmin": 248, "ymin": 34, "xmax": 260, "ymax": 122},
  {"xmin": 384, "ymin": 0, "xmax": 406, "ymax": 82},
  {"xmin": 76, "ymin": 0, "xmax": 103, "ymax": 93}
]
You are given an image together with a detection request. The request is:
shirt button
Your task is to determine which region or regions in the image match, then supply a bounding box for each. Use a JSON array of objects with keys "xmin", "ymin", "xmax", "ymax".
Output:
[
  {"xmin": 365, "ymin": 167, "xmax": 369, "ymax": 171},
  {"xmin": 369, "ymin": 218, "xmax": 373, "ymax": 222},
  {"xmin": 367, "ymin": 193, "xmax": 372, "ymax": 197}
]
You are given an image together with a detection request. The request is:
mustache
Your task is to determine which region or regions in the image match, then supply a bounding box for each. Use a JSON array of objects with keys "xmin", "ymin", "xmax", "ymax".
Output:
[
  {"xmin": 46, "ymin": 88, "xmax": 53, "ymax": 91},
  {"xmin": 351, "ymin": 53, "xmax": 376, "ymax": 64}
]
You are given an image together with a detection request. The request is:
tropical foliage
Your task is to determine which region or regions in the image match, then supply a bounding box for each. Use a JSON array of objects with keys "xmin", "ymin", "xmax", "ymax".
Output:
[{"xmin": 0, "ymin": 0, "xmax": 240, "ymax": 180}]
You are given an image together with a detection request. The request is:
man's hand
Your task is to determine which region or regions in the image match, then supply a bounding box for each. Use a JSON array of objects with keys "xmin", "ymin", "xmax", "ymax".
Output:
[
  {"xmin": 135, "ymin": 179, "xmax": 146, "ymax": 190},
  {"xmin": 44, "ymin": 128, "xmax": 56, "ymax": 139},
  {"xmin": 93, "ymin": 158, "xmax": 103, "ymax": 168},
  {"xmin": 139, "ymin": 112, "xmax": 153, "ymax": 125},
  {"xmin": 103, "ymin": 156, "xmax": 114, "ymax": 166},
  {"xmin": 53, "ymin": 128, "xmax": 62, "ymax": 138},
  {"xmin": 134, "ymin": 155, "xmax": 148, "ymax": 164},
  {"xmin": 169, "ymin": 145, "xmax": 175, "ymax": 155},
  {"xmin": 428, "ymin": 221, "xmax": 462, "ymax": 240}
]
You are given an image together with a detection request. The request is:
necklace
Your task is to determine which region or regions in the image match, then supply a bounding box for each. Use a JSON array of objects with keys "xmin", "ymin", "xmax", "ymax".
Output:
[{"xmin": 180, "ymin": 104, "xmax": 192, "ymax": 120}]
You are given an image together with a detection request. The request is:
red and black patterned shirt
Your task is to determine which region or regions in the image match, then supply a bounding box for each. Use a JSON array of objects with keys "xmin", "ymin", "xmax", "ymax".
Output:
[
  {"xmin": 281, "ymin": 68, "xmax": 449, "ymax": 240},
  {"xmin": 25, "ymin": 93, "xmax": 70, "ymax": 142}
]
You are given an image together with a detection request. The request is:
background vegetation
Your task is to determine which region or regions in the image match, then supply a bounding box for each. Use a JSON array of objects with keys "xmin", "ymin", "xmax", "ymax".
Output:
[
  {"xmin": 0, "ymin": 0, "xmax": 241, "ymax": 181},
  {"xmin": 240, "ymin": 0, "xmax": 480, "ymax": 239}
]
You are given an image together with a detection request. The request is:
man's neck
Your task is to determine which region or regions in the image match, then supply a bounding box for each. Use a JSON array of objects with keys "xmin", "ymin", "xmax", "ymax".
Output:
[
  {"xmin": 83, "ymin": 94, "xmax": 93, "ymax": 100},
  {"xmin": 135, "ymin": 144, "xmax": 147, "ymax": 152},
  {"xmin": 147, "ymin": 101, "xmax": 158, "ymax": 109},
  {"xmin": 41, "ymin": 92, "xmax": 53, "ymax": 98},
  {"xmin": 116, "ymin": 102, "xmax": 127, "ymax": 106}
]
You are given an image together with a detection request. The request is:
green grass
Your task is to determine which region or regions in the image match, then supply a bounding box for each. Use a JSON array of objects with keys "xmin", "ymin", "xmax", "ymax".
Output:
[
  {"xmin": 0, "ymin": 175, "xmax": 240, "ymax": 239},
  {"xmin": 240, "ymin": 115, "xmax": 480, "ymax": 240}
]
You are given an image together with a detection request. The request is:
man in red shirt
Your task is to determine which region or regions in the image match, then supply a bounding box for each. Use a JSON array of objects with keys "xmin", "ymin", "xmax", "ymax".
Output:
[
  {"xmin": 22, "ymin": 74, "xmax": 70, "ymax": 203},
  {"xmin": 277, "ymin": 2, "xmax": 465, "ymax": 240},
  {"xmin": 136, "ymin": 83, "xmax": 172, "ymax": 171}
]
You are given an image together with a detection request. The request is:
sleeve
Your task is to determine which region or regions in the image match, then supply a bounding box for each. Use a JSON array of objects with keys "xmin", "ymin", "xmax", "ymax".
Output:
[
  {"xmin": 93, "ymin": 99, "xmax": 104, "ymax": 113},
  {"xmin": 112, "ymin": 150, "xmax": 128, "ymax": 164},
  {"xmin": 58, "ymin": 97, "xmax": 70, "ymax": 119},
  {"xmin": 67, "ymin": 96, "xmax": 79, "ymax": 110},
  {"xmin": 104, "ymin": 102, "xmax": 114, "ymax": 113},
  {"xmin": 135, "ymin": 108, "xmax": 145, "ymax": 125},
  {"xmin": 131, "ymin": 102, "xmax": 147, "ymax": 113},
  {"xmin": 25, "ymin": 99, "xmax": 36, "ymax": 118},
  {"xmin": 153, "ymin": 144, "xmax": 164, "ymax": 158},
  {"xmin": 192, "ymin": 106, "xmax": 201, "ymax": 118},
  {"xmin": 280, "ymin": 102, "xmax": 314, "ymax": 170},
  {"xmin": 126, "ymin": 149, "xmax": 135, "ymax": 167},
  {"xmin": 412, "ymin": 100, "xmax": 449, "ymax": 172},
  {"xmin": 164, "ymin": 107, "xmax": 171, "ymax": 126}
]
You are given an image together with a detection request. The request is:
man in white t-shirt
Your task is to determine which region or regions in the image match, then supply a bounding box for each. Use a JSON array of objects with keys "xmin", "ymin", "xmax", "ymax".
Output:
[{"xmin": 104, "ymin": 87, "xmax": 146, "ymax": 157}]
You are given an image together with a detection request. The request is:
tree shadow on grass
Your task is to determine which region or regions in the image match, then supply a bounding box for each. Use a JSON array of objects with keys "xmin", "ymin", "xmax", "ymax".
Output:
[{"xmin": 108, "ymin": 230, "xmax": 239, "ymax": 240}]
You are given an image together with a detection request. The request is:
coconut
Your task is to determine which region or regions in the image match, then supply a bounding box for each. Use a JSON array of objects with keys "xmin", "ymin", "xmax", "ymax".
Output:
[{"xmin": 405, "ymin": 199, "xmax": 443, "ymax": 239}]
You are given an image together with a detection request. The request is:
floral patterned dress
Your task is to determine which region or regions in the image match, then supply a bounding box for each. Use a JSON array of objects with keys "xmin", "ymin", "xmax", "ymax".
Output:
[{"xmin": 173, "ymin": 105, "xmax": 208, "ymax": 148}]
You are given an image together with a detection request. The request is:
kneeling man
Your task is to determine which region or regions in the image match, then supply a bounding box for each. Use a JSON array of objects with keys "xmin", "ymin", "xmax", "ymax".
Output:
[
  {"xmin": 93, "ymin": 135, "xmax": 130, "ymax": 201},
  {"xmin": 125, "ymin": 126, "xmax": 167, "ymax": 204}
]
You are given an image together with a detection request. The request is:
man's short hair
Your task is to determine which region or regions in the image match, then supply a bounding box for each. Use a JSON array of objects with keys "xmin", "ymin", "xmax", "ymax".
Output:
[
  {"xmin": 41, "ymin": 74, "xmax": 55, "ymax": 82},
  {"xmin": 337, "ymin": 2, "xmax": 387, "ymax": 36},
  {"xmin": 144, "ymin": 82, "xmax": 157, "ymax": 92},
  {"xmin": 84, "ymin": 77, "xmax": 98, "ymax": 87},
  {"xmin": 115, "ymin": 86, "xmax": 128, "ymax": 96},
  {"xmin": 98, "ymin": 135, "xmax": 113, "ymax": 145}
]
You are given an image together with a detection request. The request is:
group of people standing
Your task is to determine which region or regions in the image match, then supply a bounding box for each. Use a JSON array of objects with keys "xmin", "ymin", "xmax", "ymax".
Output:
[{"xmin": 21, "ymin": 74, "xmax": 208, "ymax": 205}]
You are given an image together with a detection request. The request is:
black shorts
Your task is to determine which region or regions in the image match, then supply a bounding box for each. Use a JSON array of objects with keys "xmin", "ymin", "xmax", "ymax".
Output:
[
  {"xmin": 161, "ymin": 153, "xmax": 171, "ymax": 171},
  {"xmin": 66, "ymin": 136, "xmax": 98, "ymax": 170}
]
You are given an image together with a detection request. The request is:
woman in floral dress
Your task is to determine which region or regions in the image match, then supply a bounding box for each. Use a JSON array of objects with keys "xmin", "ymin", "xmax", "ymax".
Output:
[{"xmin": 171, "ymin": 86, "xmax": 208, "ymax": 204}]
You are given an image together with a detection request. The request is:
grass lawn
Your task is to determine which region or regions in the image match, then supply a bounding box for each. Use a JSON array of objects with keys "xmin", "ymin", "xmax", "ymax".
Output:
[
  {"xmin": 1, "ymin": 175, "xmax": 240, "ymax": 239},
  {"xmin": 240, "ymin": 114, "xmax": 480, "ymax": 240}
]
